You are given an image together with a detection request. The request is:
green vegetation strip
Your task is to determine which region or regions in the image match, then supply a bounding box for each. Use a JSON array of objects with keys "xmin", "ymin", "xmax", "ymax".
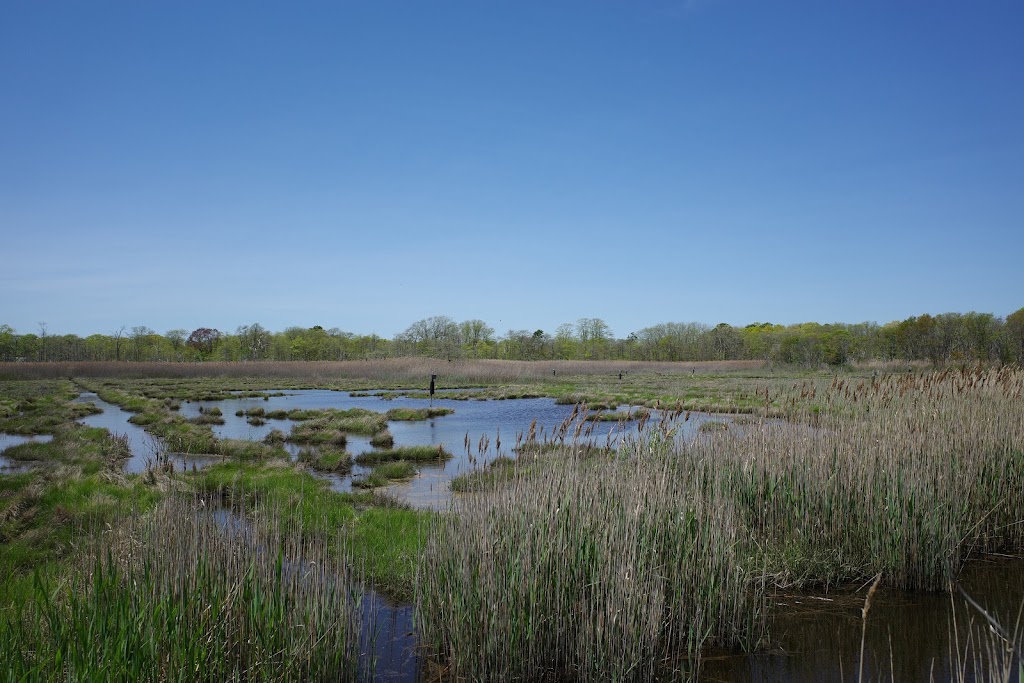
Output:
[{"xmin": 354, "ymin": 445, "xmax": 453, "ymax": 465}]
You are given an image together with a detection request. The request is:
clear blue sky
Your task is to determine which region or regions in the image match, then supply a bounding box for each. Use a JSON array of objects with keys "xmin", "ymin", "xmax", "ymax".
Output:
[{"xmin": 2, "ymin": 0, "xmax": 1022, "ymax": 339}]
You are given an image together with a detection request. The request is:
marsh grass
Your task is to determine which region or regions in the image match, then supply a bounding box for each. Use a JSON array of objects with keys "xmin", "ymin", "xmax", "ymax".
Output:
[
  {"xmin": 369, "ymin": 430, "xmax": 394, "ymax": 449},
  {"xmin": 194, "ymin": 462, "xmax": 430, "ymax": 599},
  {"xmin": 419, "ymin": 438, "xmax": 766, "ymax": 681},
  {"xmin": 0, "ymin": 494, "xmax": 366, "ymax": 681},
  {"xmin": 423, "ymin": 366, "xmax": 1024, "ymax": 679},
  {"xmin": 352, "ymin": 461, "xmax": 417, "ymax": 490},
  {"xmin": 297, "ymin": 447, "xmax": 353, "ymax": 474},
  {"xmin": 287, "ymin": 409, "xmax": 387, "ymax": 444},
  {"xmin": 0, "ymin": 359, "xmax": 763, "ymax": 383},
  {"xmin": 584, "ymin": 407, "xmax": 650, "ymax": 422},
  {"xmin": 354, "ymin": 445, "xmax": 452, "ymax": 465},
  {"xmin": 0, "ymin": 380, "xmax": 100, "ymax": 434},
  {"xmin": 384, "ymin": 407, "xmax": 454, "ymax": 421}
]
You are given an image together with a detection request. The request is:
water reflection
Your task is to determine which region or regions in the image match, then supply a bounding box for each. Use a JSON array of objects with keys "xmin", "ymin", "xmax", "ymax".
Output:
[{"xmin": 699, "ymin": 557, "xmax": 1024, "ymax": 682}]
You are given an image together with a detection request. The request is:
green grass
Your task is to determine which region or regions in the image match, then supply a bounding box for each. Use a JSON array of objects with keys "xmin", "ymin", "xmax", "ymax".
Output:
[
  {"xmin": 192, "ymin": 461, "xmax": 431, "ymax": 598},
  {"xmin": 0, "ymin": 495, "xmax": 365, "ymax": 682},
  {"xmin": 352, "ymin": 461, "xmax": 417, "ymax": 489},
  {"xmin": 287, "ymin": 409, "xmax": 387, "ymax": 444},
  {"xmin": 0, "ymin": 427, "xmax": 162, "ymax": 606},
  {"xmin": 354, "ymin": 445, "xmax": 453, "ymax": 465},
  {"xmin": 0, "ymin": 380, "xmax": 100, "ymax": 434},
  {"xmin": 384, "ymin": 407, "xmax": 455, "ymax": 421},
  {"xmin": 297, "ymin": 447, "xmax": 353, "ymax": 474}
]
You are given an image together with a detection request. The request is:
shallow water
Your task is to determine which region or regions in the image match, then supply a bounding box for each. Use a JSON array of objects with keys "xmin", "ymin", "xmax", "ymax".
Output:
[
  {"xmin": 699, "ymin": 556, "xmax": 1024, "ymax": 682},
  {"xmin": 74, "ymin": 393, "xmax": 166, "ymax": 473},
  {"xmin": 178, "ymin": 390, "xmax": 715, "ymax": 508}
]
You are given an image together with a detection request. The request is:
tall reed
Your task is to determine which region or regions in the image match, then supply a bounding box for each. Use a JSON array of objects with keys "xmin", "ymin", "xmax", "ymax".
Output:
[
  {"xmin": 417, "ymin": 366, "xmax": 1024, "ymax": 679},
  {"xmin": 417, "ymin": 439, "xmax": 767, "ymax": 681},
  {"xmin": 0, "ymin": 494, "xmax": 366, "ymax": 682}
]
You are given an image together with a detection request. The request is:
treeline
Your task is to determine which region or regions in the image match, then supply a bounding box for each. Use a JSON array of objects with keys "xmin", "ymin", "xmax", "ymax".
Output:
[{"xmin": 3, "ymin": 309, "xmax": 1023, "ymax": 366}]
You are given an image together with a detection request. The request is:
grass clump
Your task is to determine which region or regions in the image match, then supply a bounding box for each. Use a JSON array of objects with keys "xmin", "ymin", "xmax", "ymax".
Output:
[
  {"xmin": 369, "ymin": 430, "xmax": 395, "ymax": 449},
  {"xmin": 263, "ymin": 429, "xmax": 287, "ymax": 444},
  {"xmin": 584, "ymin": 407, "xmax": 650, "ymax": 422},
  {"xmin": 352, "ymin": 461, "xmax": 417, "ymax": 490},
  {"xmin": 287, "ymin": 409, "xmax": 387, "ymax": 445},
  {"xmin": 355, "ymin": 445, "xmax": 452, "ymax": 465},
  {"xmin": 297, "ymin": 447, "xmax": 353, "ymax": 474},
  {"xmin": 384, "ymin": 407, "xmax": 454, "ymax": 421}
]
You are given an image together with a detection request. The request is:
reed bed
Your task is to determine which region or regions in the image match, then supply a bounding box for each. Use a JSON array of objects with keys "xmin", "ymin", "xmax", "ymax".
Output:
[
  {"xmin": 716, "ymin": 366, "xmax": 1024, "ymax": 590},
  {"xmin": 0, "ymin": 359, "xmax": 763, "ymax": 383},
  {"xmin": 417, "ymin": 445, "xmax": 767, "ymax": 681},
  {"xmin": 418, "ymin": 366, "xmax": 1024, "ymax": 680},
  {"xmin": 0, "ymin": 494, "xmax": 366, "ymax": 682}
]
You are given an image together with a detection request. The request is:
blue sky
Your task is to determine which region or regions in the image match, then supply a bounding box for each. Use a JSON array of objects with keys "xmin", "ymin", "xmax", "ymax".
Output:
[{"xmin": 2, "ymin": 0, "xmax": 1022, "ymax": 339}]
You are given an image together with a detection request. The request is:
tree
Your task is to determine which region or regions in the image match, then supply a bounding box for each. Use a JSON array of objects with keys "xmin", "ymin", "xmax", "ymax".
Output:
[
  {"xmin": 112, "ymin": 326, "xmax": 127, "ymax": 361},
  {"xmin": 130, "ymin": 326, "xmax": 155, "ymax": 361},
  {"xmin": 576, "ymin": 318, "xmax": 612, "ymax": 358},
  {"xmin": 187, "ymin": 328, "xmax": 221, "ymax": 356},
  {"xmin": 1005, "ymin": 307, "xmax": 1024, "ymax": 364},
  {"xmin": 237, "ymin": 323, "xmax": 270, "ymax": 360},
  {"xmin": 397, "ymin": 316, "xmax": 461, "ymax": 358}
]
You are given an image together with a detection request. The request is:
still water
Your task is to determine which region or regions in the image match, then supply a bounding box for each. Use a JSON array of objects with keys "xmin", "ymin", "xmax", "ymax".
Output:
[
  {"xmin": 0, "ymin": 433, "xmax": 53, "ymax": 472},
  {"xmin": 175, "ymin": 390, "xmax": 727, "ymax": 508},
  {"xmin": 700, "ymin": 556, "xmax": 1023, "ymax": 682}
]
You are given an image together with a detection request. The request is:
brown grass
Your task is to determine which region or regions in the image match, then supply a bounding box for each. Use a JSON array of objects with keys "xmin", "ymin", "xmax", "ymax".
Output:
[{"xmin": 0, "ymin": 359, "xmax": 764, "ymax": 383}]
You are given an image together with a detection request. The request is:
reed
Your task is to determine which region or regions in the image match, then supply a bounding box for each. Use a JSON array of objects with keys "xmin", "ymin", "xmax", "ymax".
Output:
[
  {"xmin": 418, "ymin": 439, "xmax": 767, "ymax": 681},
  {"xmin": 0, "ymin": 494, "xmax": 366, "ymax": 681},
  {"xmin": 418, "ymin": 366, "xmax": 1024, "ymax": 679}
]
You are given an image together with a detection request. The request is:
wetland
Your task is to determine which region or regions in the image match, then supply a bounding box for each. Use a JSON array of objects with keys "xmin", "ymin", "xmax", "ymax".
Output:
[{"xmin": 0, "ymin": 360, "xmax": 1021, "ymax": 681}]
